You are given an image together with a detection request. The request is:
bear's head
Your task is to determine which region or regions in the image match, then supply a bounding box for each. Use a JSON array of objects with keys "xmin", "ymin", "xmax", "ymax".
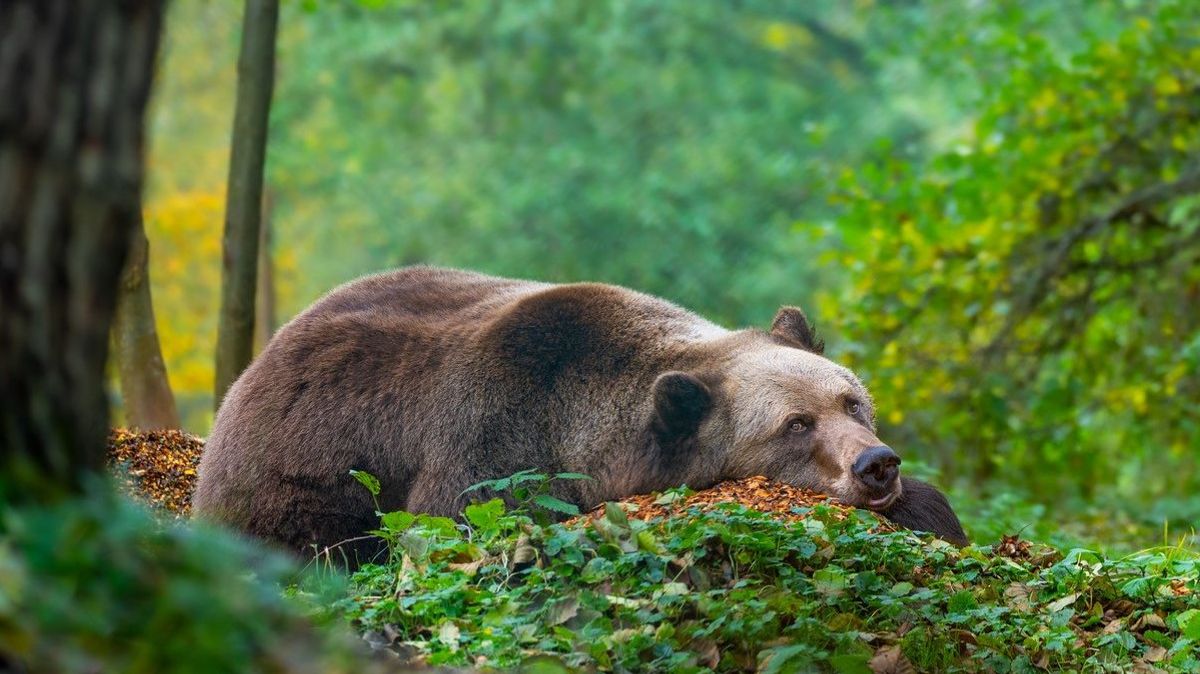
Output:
[{"xmin": 651, "ymin": 307, "xmax": 903, "ymax": 510}]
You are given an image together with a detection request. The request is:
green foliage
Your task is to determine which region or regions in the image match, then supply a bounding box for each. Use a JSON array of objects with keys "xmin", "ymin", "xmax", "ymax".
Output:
[
  {"xmin": 813, "ymin": 0, "xmax": 1200, "ymax": 533},
  {"xmin": 462, "ymin": 469, "xmax": 593, "ymax": 523},
  {"xmin": 0, "ymin": 482, "xmax": 373, "ymax": 674},
  {"xmin": 332, "ymin": 494, "xmax": 1200, "ymax": 672},
  {"xmin": 268, "ymin": 0, "xmax": 970, "ymax": 326}
]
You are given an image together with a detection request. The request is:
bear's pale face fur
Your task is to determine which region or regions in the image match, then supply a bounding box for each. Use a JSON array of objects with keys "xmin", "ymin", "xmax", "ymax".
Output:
[
  {"xmin": 194, "ymin": 266, "xmax": 954, "ymax": 562},
  {"xmin": 717, "ymin": 345, "xmax": 899, "ymax": 509}
]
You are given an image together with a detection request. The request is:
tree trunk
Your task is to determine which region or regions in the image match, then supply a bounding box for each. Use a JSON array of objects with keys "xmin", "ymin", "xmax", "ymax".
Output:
[
  {"xmin": 113, "ymin": 214, "xmax": 181, "ymax": 430},
  {"xmin": 214, "ymin": 0, "xmax": 279, "ymax": 411},
  {"xmin": 253, "ymin": 188, "xmax": 276, "ymax": 354},
  {"xmin": 0, "ymin": 0, "xmax": 166, "ymax": 501}
]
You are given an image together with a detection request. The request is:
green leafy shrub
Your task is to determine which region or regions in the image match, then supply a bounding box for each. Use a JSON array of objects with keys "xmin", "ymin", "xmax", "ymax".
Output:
[
  {"xmin": 0, "ymin": 481, "xmax": 377, "ymax": 674},
  {"xmin": 331, "ymin": 479, "xmax": 1200, "ymax": 672},
  {"xmin": 812, "ymin": 0, "xmax": 1200, "ymax": 537}
]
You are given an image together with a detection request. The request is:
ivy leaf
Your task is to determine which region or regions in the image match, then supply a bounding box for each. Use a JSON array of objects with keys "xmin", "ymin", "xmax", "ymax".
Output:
[
  {"xmin": 553, "ymin": 472, "xmax": 593, "ymax": 481},
  {"xmin": 510, "ymin": 470, "xmax": 546, "ymax": 486},
  {"xmin": 604, "ymin": 502, "xmax": 630, "ymax": 530},
  {"xmin": 758, "ymin": 643, "xmax": 814, "ymax": 674},
  {"xmin": 464, "ymin": 498, "xmax": 505, "ymax": 532},
  {"xmin": 348, "ymin": 469, "xmax": 380, "ymax": 497},
  {"xmin": 1176, "ymin": 609, "xmax": 1200, "ymax": 640},
  {"xmin": 415, "ymin": 515, "xmax": 459, "ymax": 538},
  {"xmin": 532, "ymin": 494, "xmax": 580, "ymax": 516},
  {"xmin": 830, "ymin": 652, "xmax": 873, "ymax": 674},
  {"xmin": 814, "ymin": 566, "xmax": 848, "ymax": 598},
  {"xmin": 380, "ymin": 510, "xmax": 416, "ymax": 533}
]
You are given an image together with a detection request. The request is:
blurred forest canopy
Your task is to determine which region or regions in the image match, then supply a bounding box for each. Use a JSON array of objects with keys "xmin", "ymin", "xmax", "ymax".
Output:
[{"xmin": 137, "ymin": 0, "xmax": 1198, "ymax": 544}]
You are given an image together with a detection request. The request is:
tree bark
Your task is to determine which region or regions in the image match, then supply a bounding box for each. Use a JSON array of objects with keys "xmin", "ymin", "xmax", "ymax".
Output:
[
  {"xmin": 0, "ymin": 0, "xmax": 166, "ymax": 501},
  {"xmin": 253, "ymin": 188, "xmax": 276, "ymax": 354},
  {"xmin": 113, "ymin": 213, "xmax": 181, "ymax": 430},
  {"xmin": 214, "ymin": 0, "xmax": 279, "ymax": 411}
]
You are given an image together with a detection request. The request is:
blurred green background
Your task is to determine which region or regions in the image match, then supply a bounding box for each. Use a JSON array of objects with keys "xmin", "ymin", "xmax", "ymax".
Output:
[{"xmin": 135, "ymin": 0, "xmax": 1199, "ymax": 551}]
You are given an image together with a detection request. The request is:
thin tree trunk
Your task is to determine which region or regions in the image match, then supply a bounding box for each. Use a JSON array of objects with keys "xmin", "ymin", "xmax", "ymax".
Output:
[
  {"xmin": 214, "ymin": 0, "xmax": 278, "ymax": 411},
  {"xmin": 0, "ymin": 0, "xmax": 166, "ymax": 501},
  {"xmin": 253, "ymin": 188, "xmax": 276, "ymax": 354},
  {"xmin": 113, "ymin": 213, "xmax": 181, "ymax": 430}
]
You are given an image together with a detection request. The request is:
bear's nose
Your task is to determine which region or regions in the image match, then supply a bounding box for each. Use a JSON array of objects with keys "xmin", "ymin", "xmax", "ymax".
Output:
[{"xmin": 852, "ymin": 446, "xmax": 901, "ymax": 492}]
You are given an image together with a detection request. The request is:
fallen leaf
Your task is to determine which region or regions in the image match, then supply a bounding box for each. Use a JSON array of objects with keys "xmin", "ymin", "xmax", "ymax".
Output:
[
  {"xmin": 1143, "ymin": 646, "xmax": 1167, "ymax": 662},
  {"xmin": 1005, "ymin": 583, "xmax": 1034, "ymax": 612},
  {"xmin": 869, "ymin": 645, "xmax": 914, "ymax": 674},
  {"xmin": 1102, "ymin": 618, "xmax": 1127, "ymax": 635},
  {"xmin": 511, "ymin": 534, "xmax": 536, "ymax": 566},
  {"xmin": 545, "ymin": 596, "xmax": 579, "ymax": 626},
  {"xmin": 951, "ymin": 629, "xmax": 978, "ymax": 645},
  {"xmin": 690, "ymin": 639, "xmax": 720, "ymax": 669},
  {"xmin": 1132, "ymin": 613, "xmax": 1166, "ymax": 632},
  {"xmin": 1047, "ymin": 593, "xmax": 1080, "ymax": 612},
  {"xmin": 437, "ymin": 621, "xmax": 461, "ymax": 650}
]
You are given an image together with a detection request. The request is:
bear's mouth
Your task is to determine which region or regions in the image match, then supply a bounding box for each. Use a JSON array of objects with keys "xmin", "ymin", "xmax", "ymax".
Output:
[{"xmin": 865, "ymin": 491, "xmax": 899, "ymax": 511}]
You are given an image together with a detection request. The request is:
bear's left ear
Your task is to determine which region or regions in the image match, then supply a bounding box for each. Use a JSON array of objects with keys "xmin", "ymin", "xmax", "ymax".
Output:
[
  {"xmin": 770, "ymin": 306, "xmax": 824, "ymax": 354},
  {"xmin": 651, "ymin": 371, "xmax": 712, "ymax": 451}
]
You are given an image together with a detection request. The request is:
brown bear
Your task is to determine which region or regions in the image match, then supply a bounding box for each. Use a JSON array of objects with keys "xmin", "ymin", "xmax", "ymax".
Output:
[{"xmin": 194, "ymin": 266, "xmax": 965, "ymax": 559}]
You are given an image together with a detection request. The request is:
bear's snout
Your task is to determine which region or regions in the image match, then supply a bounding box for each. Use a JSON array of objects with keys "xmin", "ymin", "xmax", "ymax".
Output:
[{"xmin": 852, "ymin": 445, "xmax": 901, "ymax": 507}]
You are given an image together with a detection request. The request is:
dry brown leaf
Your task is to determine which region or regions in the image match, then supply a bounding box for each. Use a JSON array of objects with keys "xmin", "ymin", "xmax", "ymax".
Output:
[
  {"xmin": 511, "ymin": 534, "xmax": 536, "ymax": 566},
  {"xmin": 1132, "ymin": 613, "xmax": 1166, "ymax": 632},
  {"xmin": 996, "ymin": 534, "xmax": 1032, "ymax": 559},
  {"xmin": 1005, "ymin": 583, "xmax": 1034, "ymax": 612},
  {"xmin": 1143, "ymin": 646, "xmax": 1168, "ymax": 663},
  {"xmin": 869, "ymin": 645, "xmax": 914, "ymax": 674},
  {"xmin": 1132, "ymin": 659, "xmax": 1168, "ymax": 674},
  {"xmin": 690, "ymin": 639, "xmax": 720, "ymax": 669},
  {"xmin": 950, "ymin": 629, "xmax": 978, "ymax": 646},
  {"xmin": 572, "ymin": 475, "xmax": 898, "ymax": 533},
  {"xmin": 1168, "ymin": 579, "xmax": 1192, "ymax": 596},
  {"xmin": 107, "ymin": 428, "xmax": 205, "ymax": 516}
]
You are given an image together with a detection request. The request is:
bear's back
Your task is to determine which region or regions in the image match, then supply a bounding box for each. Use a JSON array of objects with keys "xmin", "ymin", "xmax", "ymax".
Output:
[{"xmin": 194, "ymin": 267, "xmax": 731, "ymax": 557}]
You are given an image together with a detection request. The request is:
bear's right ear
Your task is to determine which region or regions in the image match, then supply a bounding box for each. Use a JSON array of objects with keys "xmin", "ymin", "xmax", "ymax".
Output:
[
  {"xmin": 770, "ymin": 306, "xmax": 825, "ymax": 354},
  {"xmin": 651, "ymin": 371, "xmax": 712, "ymax": 450}
]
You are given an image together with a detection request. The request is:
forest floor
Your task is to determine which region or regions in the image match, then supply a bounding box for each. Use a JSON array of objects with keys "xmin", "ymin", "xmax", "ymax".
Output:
[{"xmin": 105, "ymin": 430, "xmax": 1200, "ymax": 673}]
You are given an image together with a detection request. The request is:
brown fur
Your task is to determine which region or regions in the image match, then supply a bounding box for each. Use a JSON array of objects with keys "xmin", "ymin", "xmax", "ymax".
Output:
[
  {"xmin": 882, "ymin": 477, "xmax": 969, "ymax": 546},
  {"xmin": 194, "ymin": 267, "xmax": 964, "ymax": 559}
]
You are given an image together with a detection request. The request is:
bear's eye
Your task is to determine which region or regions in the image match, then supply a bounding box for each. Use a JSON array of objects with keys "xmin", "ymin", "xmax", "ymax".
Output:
[
  {"xmin": 846, "ymin": 400, "xmax": 861, "ymax": 416},
  {"xmin": 788, "ymin": 419, "xmax": 808, "ymax": 433}
]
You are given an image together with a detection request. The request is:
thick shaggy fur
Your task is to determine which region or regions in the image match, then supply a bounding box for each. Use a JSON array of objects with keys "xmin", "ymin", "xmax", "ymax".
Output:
[
  {"xmin": 885, "ymin": 477, "xmax": 969, "ymax": 546},
  {"xmin": 194, "ymin": 267, "xmax": 966, "ymax": 559}
]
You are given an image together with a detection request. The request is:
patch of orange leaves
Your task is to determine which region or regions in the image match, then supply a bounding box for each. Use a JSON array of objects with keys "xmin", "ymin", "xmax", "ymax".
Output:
[
  {"xmin": 575, "ymin": 475, "xmax": 899, "ymax": 533},
  {"xmin": 107, "ymin": 428, "xmax": 204, "ymax": 516}
]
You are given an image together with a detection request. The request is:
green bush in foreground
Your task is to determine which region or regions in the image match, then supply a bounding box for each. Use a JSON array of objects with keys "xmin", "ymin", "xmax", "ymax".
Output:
[
  {"xmin": 332, "ymin": 486, "xmax": 1200, "ymax": 673},
  {"xmin": 0, "ymin": 482, "xmax": 378, "ymax": 674}
]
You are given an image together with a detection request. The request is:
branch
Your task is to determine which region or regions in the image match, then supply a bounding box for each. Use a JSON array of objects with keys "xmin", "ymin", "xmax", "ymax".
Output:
[{"xmin": 982, "ymin": 163, "xmax": 1200, "ymax": 356}]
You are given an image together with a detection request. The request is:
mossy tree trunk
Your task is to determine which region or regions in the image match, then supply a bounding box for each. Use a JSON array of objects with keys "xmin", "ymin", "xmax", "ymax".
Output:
[
  {"xmin": 113, "ymin": 213, "xmax": 181, "ymax": 430},
  {"xmin": 214, "ymin": 0, "xmax": 278, "ymax": 411},
  {"xmin": 0, "ymin": 0, "xmax": 166, "ymax": 501}
]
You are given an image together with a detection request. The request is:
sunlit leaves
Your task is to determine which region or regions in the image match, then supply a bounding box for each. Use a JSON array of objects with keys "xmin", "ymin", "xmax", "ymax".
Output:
[{"xmin": 813, "ymin": 0, "xmax": 1200, "ymax": 524}]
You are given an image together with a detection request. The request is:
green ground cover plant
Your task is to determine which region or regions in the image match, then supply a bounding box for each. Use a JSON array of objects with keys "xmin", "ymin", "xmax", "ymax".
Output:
[
  {"xmin": 326, "ymin": 475, "xmax": 1200, "ymax": 673},
  {"xmin": 4, "ymin": 471, "xmax": 1198, "ymax": 672}
]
